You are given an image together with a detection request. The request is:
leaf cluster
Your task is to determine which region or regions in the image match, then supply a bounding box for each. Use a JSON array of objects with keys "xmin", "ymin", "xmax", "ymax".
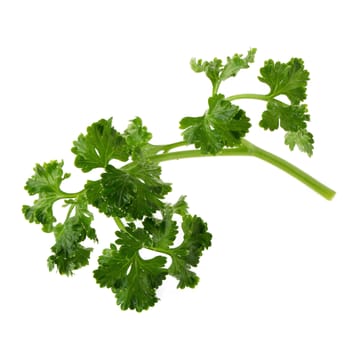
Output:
[
  {"xmin": 94, "ymin": 197, "xmax": 211, "ymax": 311},
  {"xmin": 190, "ymin": 48, "xmax": 257, "ymax": 93},
  {"xmin": 258, "ymin": 58, "xmax": 313, "ymax": 155},
  {"xmin": 23, "ymin": 117, "xmax": 211, "ymax": 310},
  {"xmin": 185, "ymin": 50, "xmax": 313, "ymax": 156}
]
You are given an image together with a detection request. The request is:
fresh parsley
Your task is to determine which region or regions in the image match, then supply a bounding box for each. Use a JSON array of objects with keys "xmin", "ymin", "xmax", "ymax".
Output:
[{"xmin": 23, "ymin": 49, "xmax": 335, "ymax": 312}]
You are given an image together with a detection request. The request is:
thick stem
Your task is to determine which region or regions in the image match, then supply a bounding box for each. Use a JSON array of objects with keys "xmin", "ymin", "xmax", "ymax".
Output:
[
  {"xmin": 149, "ymin": 145, "xmax": 249, "ymax": 163},
  {"xmin": 149, "ymin": 141, "xmax": 335, "ymax": 200},
  {"xmin": 241, "ymin": 140, "xmax": 336, "ymax": 200}
]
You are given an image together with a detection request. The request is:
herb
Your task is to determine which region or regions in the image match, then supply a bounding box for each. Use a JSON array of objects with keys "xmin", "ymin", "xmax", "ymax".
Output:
[{"xmin": 23, "ymin": 49, "xmax": 335, "ymax": 312}]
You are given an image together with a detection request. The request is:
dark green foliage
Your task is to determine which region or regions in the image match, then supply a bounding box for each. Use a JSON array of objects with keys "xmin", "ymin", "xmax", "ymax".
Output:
[
  {"xmin": 94, "ymin": 199, "xmax": 212, "ymax": 311},
  {"xmin": 180, "ymin": 94, "xmax": 251, "ymax": 154}
]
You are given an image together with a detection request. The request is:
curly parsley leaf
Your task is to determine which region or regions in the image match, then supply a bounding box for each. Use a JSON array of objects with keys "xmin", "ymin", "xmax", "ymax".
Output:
[
  {"xmin": 48, "ymin": 236, "xmax": 93, "ymax": 276},
  {"xmin": 72, "ymin": 118, "xmax": 129, "ymax": 172},
  {"xmin": 220, "ymin": 48, "xmax": 257, "ymax": 81},
  {"xmin": 143, "ymin": 214, "xmax": 177, "ymax": 250},
  {"xmin": 258, "ymin": 58, "xmax": 309, "ymax": 104},
  {"xmin": 123, "ymin": 117, "xmax": 160, "ymax": 160},
  {"xmin": 85, "ymin": 162, "xmax": 171, "ymax": 219},
  {"xmin": 257, "ymin": 58, "xmax": 313, "ymax": 155},
  {"xmin": 48, "ymin": 243, "xmax": 93, "ymax": 276},
  {"xmin": 94, "ymin": 234, "xmax": 167, "ymax": 312},
  {"xmin": 259, "ymin": 100, "xmax": 310, "ymax": 132},
  {"xmin": 190, "ymin": 48, "xmax": 256, "ymax": 91},
  {"xmin": 22, "ymin": 161, "xmax": 70, "ymax": 232},
  {"xmin": 94, "ymin": 198, "xmax": 211, "ymax": 311},
  {"xmin": 167, "ymin": 214, "xmax": 212, "ymax": 288},
  {"xmin": 190, "ymin": 57, "xmax": 222, "ymax": 89},
  {"xmin": 133, "ymin": 199, "xmax": 212, "ymax": 290},
  {"xmin": 180, "ymin": 94, "xmax": 251, "ymax": 154},
  {"xmin": 23, "ymin": 160, "xmax": 70, "ymax": 195},
  {"xmin": 142, "ymin": 196, "xmax": 189, "ymax": 250},
  {"xmin": 23, "ymin": 161, "xmax": 97, "ymax": 274},
  {"xmin": 47, "ymin": 193, "xmax": 96, "ymax": 275},
  {"xmin": 124, "ymin": 117, "xmax": 152, "ymax": 149},
  {"xmin": 65, "ymin": 194, "xmax": 97, "ymax": 242},
  {"xmin": 285, "ymin": 129, "xmax": 314, "ymax": 156}
]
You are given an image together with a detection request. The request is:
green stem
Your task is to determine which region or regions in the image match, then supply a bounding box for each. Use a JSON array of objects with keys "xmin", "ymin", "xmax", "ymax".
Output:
[
  {"xmin": 149, "ymin": 141, "xmax": 335, "ymax": 200},
  {"xmin": 65, "ymin": 204, "xmax": 75, "ymax": 221},
  {"xmin": 59, "ymin": 189, "xmax": 85, "ymax": 198},
  {"xmin": 212, "ymin": 81, "xmax": 221, "ymax": 96},
  {"xmin": 146, "ymin": 245, "xmax": 172, "ymax": 256},
  {"xmin": 241, "ymin": 140, "xmax": 335, "ymax": 200},
  {"xmin": 149, "ymin": 145, "xmax": 249, "ymax": 163},
  {"xmin": 113, "ymin": 216, "xmax": 127, "ymax": 232},
  {"xmin": 226, "ymin": 93, "xmax": 271, "ymax": 102},
  {"xmin": 156, "ymin": 141, "xmax": 187, "ymax": 153}
]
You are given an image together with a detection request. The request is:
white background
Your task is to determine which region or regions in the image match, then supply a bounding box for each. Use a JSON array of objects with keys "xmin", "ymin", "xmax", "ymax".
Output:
[{"xmin": 1, "ymin": 0, "xmax": 349, "ymax": 349}]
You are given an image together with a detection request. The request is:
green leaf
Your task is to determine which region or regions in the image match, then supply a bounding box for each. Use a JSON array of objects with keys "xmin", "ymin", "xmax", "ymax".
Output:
[
  {"xmin": 85, "ymin": 162, "xmax": 171, "ymax": 219},
  {"xmin": 94, "ymin": 242, "xmax": 167, "ymax": 312},
  {"xmin": 93, "ymin": 244, "xmax": 125, "ymax": 289},
  {"xmin": 180, "ymin": 94, "xmax": 251, "ymax": 154},
  {"xmin": 22, "ymin": 195, "xmax": 58, "ymax": 233},
  {"xmin": 168, "ymin": 215, "xmax": 212, "ymax": 288},
  {"xmin": 123, "ymin": 117, "xmax": 160, "ymax": 160},
  {"xmin": 143, "ymin": 197, "xmax": 189, "ymax": 250},
  {"xmin": 72, "ymin": 118, "xmax": 129, "ymax": 172},
  {"xmin": 190, "ymin": 48, "xmax": 257, "ymax": 89},
  {"xmin": 24, "ymin": 160, "xmax": 70, "ymax": 195},
  {"xmin": 258, "ymin": 58, "xmax": 313, "ymax": 155},
  {"xmin": 143, "ymin": 210, "xmax": 178, "ymax": 250},
  {"xmin": 285, "ymin": 129, "xmax": 314, "ymax": 156},
  {"xmin": 179, "ymin": 215, "xmax": 212, "ymax": 266},
  {"xmin": 48, "ymin": 244, "xmax": 92, "ymax": 276},
  {"xmin": 167, "ymin": 256, "xmax": 199, "ymax": 289},
  {"xmin": 22, "ymin": 161, "xmax": 70, "ymax": 232},
  {"xmin": 115, "ymin": 224, "xmax": 152, "ymax": 255},
  {"xmin": 190, "ymin": 57, "xmax": 222, "ymax": 88},
  {"xmin": 180, "ymin": 115, "xmax": 222, "ymax": 154},
  {"xmin": 145, "ymin": 202, "xmax": 212, "ymax": 289},
  {"xmin": 115, "ymin": 255, "xmax": 166, "ymax": 312},
  {"xmin": 259, "ymin": 100, "xmax": 310, "ymax": 132},
  {"xmin": 71, "ymin": 194, "xmax": 98, "ymax": 242},
  {"xmin": 94, "ymin": 198, "xmax": 211, "ymax": 311},
  {"xmin": 171, "ymin": 195, "xmax": 189, "ymax": 216},
  {"xmin": 124, "ymin": 117, "xmax": 152, "ymax": 148},
  {"xmin": 220, "ymin": 48, "xmax": 257, "ymax": 81},
  {"xmin": 47, "ymin": 193, "xmax": 96, "ymax": 275},
  {"xmin": 259, "ymin": 58, "xmax": 309, "ymax": 104}
]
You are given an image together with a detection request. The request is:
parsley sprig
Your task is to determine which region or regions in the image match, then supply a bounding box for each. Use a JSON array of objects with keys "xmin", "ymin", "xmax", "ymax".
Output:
[{"xmin": 23, "ymin": 49, "xmax": 335, "ymax": 312}]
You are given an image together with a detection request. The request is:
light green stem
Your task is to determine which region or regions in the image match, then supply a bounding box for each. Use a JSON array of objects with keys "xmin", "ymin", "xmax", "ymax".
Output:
[
  {"xmin": 113, "ymin": 216, "xmax": 127, "ymax": 232},
  {"xmin": 156, "ymin": 141, "xmax": 187, "ymax": 153},
  {"xmin": 149, "ymin": 140, "xmax": 335, "ymax": 200},
  {"xmin": 226, "ymin": 93, "xmax": 271, "ymax": 102},
  {"xmin": 241, "ymin": 140, "xmax": 335, "ymax": 200}
]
